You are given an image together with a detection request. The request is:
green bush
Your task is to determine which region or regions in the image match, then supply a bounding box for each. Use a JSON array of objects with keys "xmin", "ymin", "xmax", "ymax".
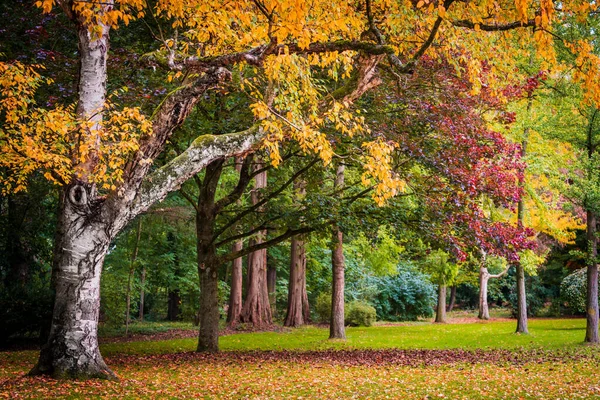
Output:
[
  {"xmin": 315, "ymin": 292, "xmax": 332, "ymax": 323},
  {"xmin": 371, "ymin": 263, "xmax": 436, "ymax": 321},
  {"xmin": 345, "ymin": 300, "xmax": 376, "ymax": 327},
  {"xmin": 561, "ymin": 269, "xmax": 594, "ymax": 314}
]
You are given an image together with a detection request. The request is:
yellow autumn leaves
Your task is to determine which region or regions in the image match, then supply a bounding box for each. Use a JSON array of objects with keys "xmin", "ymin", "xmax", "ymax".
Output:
[{"xmin": 0, "ymin": 61, "xmax": 151, "ymax": 194}]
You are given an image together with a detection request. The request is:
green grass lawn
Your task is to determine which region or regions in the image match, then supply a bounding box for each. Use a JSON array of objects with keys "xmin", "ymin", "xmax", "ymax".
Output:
[
  {"xmin": 2, "ymin": 318, "xmax": 600, "ymax": 399},
  {"xmin": 100, "ymin": 317, "xmax": 590, "ymax": 355}
]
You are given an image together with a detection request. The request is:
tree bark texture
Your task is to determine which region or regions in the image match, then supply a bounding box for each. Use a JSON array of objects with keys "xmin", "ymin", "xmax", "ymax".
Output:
[
  {"xmin": 241, "ymin": 165, "xmax": 272, "ymax": 326},
  {"xmin": 586, "ymin": 210, "xmax": 599, "ymax": 343},
  {"xmin": 435, "ymin": 285, "xmax": 447, "ymax": 323},
  {"xmin": 330, "ymin": 165, "xmax": 346, "ymax": 340},
  {"xmin": 30, "ymin": 185, "xmax": 115, "ymax": 380},
  {"xmin": 226, "ymin": 240, "xmax": 243, "ymax": 326},
  {"xmin": 196, "ymin": 160, "xmax": 224, "ymax": 352},
  {"xmin": 285, "ymin": 235, "xmax": 310, "ymax": 327}
]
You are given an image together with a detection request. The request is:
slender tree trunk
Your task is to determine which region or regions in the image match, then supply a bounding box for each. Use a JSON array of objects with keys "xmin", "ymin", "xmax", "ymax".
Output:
[
  {"xmin": 330, "ymin": 164, "xmax": 346, "ymax": 339},
  {"xmin": 241, "ymin": 164, "xmax": 272, "ymax": 326},
  {"xmin": 435, "ymin": 285, "xmax": 447, "ymax": 323},
  {"xmin": 515, "ymin": 105, "xmax": 530, "ymax": 334},
  {"xmin": 138, "ymin": 265, "xmax": 146, "ymax": 321},
  {"xmin": 447, "ymin": 285, "xmax": 456, "ymax": 312},
  {"xmin": 267, "ymin": 263, "xmax": 277, "ymax": 315},
  {"xmin": 586, "ymin": 210, "xmax": 599, "ymax": 343},
  {"xmin": 226, "ymin": 240, "xmax": 243, "ymax": 326},
  {"xmin": 285, "ymin": 235, "xmax": 309, "ymax": 327},
  {"xmin": 515, "ymin": 264, "xmax": 529, "ymax": 333},
  {"xmin": 30, "ymin": 185, "xmax": 116, "ymax": 380},
  {"xmin": 125, "ymin": 218, "xmax": 142, "ymax": 336},
  {"xmin": 478, "ymin": 266, "xmax": 490, "ymax": 320}
]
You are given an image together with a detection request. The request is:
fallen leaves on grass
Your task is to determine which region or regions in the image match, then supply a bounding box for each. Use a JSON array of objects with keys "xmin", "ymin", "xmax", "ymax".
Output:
[{"xmin": 2, "ymin": 348, "xmax": 600, "ymax": 399}]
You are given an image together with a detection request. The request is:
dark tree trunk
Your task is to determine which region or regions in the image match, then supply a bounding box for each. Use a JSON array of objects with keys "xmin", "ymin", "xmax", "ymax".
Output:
[
  {"xmin": 30, "ymin": 185, "xmax": 116, "ymax": 380},
  {"xmin": 226, "ymin": 240, "xmax": 243, "ymax": 326},
  {"xmin": 197, "ymin": 249, "xmax": 220, "ymax": 352},
  {"xmin": 241, "ymin": 165, "xmax": 272, "ymax": 327},
  {"xmin": 435, "ymin": 285, "xmax": 447, "ymax": 323},
  {"xmin": 330, "ymin": 164, "xmax": 346, "ymax": 339},
  {"xmin": 586, "ymin": 210, "xmax": 599, "ymax": 343},
  {"xmin": 446, "ymin": 285, "xmax": 456, "ymax": 312},
  {"xmin": 195, "ymin": 160, "xmax": 224, "ymax": 352},
  {"xmin": 285, "ymin": 235, "xmax": 310, "ymax": 327},
  {"xmin": 167, "ymin": 290, "xmax": 181, "ymax": 321}
]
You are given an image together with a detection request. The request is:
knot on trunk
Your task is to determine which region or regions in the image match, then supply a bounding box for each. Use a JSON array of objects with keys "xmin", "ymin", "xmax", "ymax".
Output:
[{"xmin": 69, "ymin": 184, "xmax": 89, "ymax": 207}]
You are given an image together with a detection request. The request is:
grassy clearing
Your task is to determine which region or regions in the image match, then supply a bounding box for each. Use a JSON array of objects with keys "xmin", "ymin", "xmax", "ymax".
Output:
[
  {"xmin": 2, "ymin": 318, "xmax": 600, "ymax": 399},
  {"xmin": 99, "ymin": 317, "xmax": 588, "ymax": 355}
]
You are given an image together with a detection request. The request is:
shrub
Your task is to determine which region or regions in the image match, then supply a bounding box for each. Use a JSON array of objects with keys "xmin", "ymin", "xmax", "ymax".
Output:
[
  {"xmin": 371, "ymin": 263, "xmax": 436, "ymax": 321},
  {"xmin": 561, "ymin": 269, "xmax": 592, "ymax": 314},
  {"xmin": 345, "ymin": 300, "xmax": 376, "ymax": 327},
  {"xmin": 315, "ymin": 292, "xmax": 332, "ymax": 323}
]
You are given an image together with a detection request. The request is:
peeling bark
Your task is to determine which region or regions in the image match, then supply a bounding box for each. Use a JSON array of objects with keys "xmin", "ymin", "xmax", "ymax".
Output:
[{"xmin": 30, "ymin": 184, "xmax": 116, "ymax": 380}]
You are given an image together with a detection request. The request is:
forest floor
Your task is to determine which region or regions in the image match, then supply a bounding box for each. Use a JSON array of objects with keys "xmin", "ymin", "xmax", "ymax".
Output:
[{"xmin": 2, "ymin": 317, "xmax": 600, "ymax": 399}]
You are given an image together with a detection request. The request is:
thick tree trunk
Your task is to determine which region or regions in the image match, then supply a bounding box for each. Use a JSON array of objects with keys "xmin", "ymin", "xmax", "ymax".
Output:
[
  {"xmin": 435, "ymin": 285, "xmax": 447, "ymax": 323},
  {"xmin": 586, "ymin": 210, "xmax": 599, "ymax": 343},
  {"xmin": 30, "ymin": 11, "xmax": 116, "ymax": 378},
  {"xmin": 241, "ymin": 165, "xmax": 272, "ymax": 327},
  {"xmin": 195, "ymin": 160, "xmax": 225, "ymax": 352},
  {"xmin": 478, "ymin": 266, "xmax": 490, "ymax": 320},
  {"xmin": 226, "ymin": 240, "xmax": 243, "ymax": 326},
  {"xmin": 197, "ymin": 250, "xmax": 220, "ymax": 352},
  {"xmin": 285, "ymin": 235, "xmax": 310, "ymax": 327},
  {"xmin": 139, "ymin": 265, "xmax": 146, "ymax": 321},
  {"xmin": 447, "ymin": 285, "xmax": 456, "ymax": 312},
  {"xmin": 30, "ymin": 185, "xmax": 116, "ymax": 380},
  {"xmin": 330, "ymin": 165, "xmax": 346, "ymax": 339}
]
